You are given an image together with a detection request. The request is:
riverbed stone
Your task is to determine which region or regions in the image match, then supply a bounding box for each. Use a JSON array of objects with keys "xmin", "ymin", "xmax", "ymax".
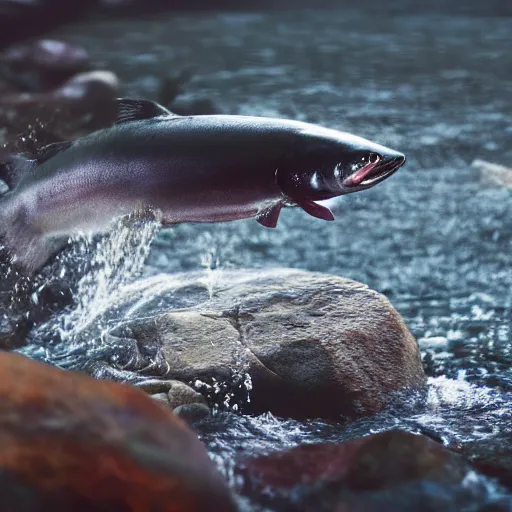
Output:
[
  {"xmin": 106, "ymin": 268, "xmax": 425, "ymax": 420},
  {"xmin": 174, "ymin": 403, "xmax": 211, "ymax": 423},
  {"xmin": 462, "ymin": 438, "xmax": 512, "ymax": 490},
  {"xmin": 135, "ymin": 377, "xmax": 188, "ymax": 394},
  {"xmin": 236, "ymin": 429, "xmax": 497, "ymax": 511},
  {"xmin": 141, "ymin": 379, "xmax": 207, "ymax": 410},
  {"xmin": 0, "ymin": 70, "xmax": 120, "ymax": 147},
  {"xmin": 151, "ymin": 391, "xmax": 171, "ymax": 406},
  {"xmin": 168, "ymin": 380, "xmax": 208, "ymax": 409},
  {"xmin": 0, "ymin": 351, "xmax": 236, "ymax": 511},
  {"xmin": 0, "ymin": 312, "xmax": 26, "ymax": 349}
]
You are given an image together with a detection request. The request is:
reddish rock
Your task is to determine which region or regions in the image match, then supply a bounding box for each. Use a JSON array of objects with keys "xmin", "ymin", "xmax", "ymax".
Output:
[
  {"xmin": 236, "ymin": 430, "xmax": 494, "ymax": 511},
  {"xmin": 0, "ymin": 352, "xmax": 235, "ymax": 511},
  {"xmin": 237, "ymin": 438, "xmax": 366, "ymax": 496},
  {"xmin": 461, "ymin": 439, "xmax": 512, "ymax": 490},
  {"xmin": 343, "ymin": 430, "xmax": 468, "ymax": 490}
]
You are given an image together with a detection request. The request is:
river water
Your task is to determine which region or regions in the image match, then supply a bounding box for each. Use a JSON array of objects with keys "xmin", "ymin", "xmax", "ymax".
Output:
[{"xmin": 12, "ymin": 5, "xmax": 512, "ymax": 509}]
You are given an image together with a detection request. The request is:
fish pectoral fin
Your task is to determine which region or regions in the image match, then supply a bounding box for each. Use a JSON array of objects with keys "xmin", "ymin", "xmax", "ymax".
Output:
[
  {"xmin": 256, "ymin": 203, "xmax": 283, "ymax": 228},
  {"xmin": 296, "ymin": 199, "xmax": 335, "ymax": 221},
  {"xmin": 113, "ymin": 98, "xmax": 179, "ymax": 125}
]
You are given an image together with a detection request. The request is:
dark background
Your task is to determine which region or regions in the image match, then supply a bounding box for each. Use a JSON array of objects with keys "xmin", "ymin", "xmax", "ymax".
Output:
[{"xmin": 1, "ymin": 0, "xmax": 511, "ymax": 49}]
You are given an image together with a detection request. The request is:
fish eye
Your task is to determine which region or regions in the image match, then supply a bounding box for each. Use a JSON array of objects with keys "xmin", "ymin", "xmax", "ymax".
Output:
[{"xmin": 368, "ymin": 152, "xmax": 380, "ymax": 164}]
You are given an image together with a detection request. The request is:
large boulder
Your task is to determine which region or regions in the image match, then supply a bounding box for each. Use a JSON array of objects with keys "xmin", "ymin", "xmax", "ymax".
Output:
[
  {"xmin": 235, "ymin": 429, "xmax": 504, "ymax": 511},
  {"xmin": 0, "ymin": 351, "xmax": 235, "ymax": 511},
  {"xmin": 97, "ymin": 268, "xmax": 425, "ymax": 420}
]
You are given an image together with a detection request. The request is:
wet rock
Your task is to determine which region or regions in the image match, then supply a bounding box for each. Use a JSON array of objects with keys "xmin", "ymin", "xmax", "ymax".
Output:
[
  {"xmin": 105, "ymin": 269, "xmax": 425, "ymax": 420},
  {"xmin": 236, "ymin": 429, "xmax": 499, "ymax": 512},
  {"xmin": 472, "ymin": 159, "xmax": 512, "ymax": 189},
  {"xmin": 345, "ymin": 430, "xmax": 468, "ymax": 489},
  {"xmin": 0, "ymin": 70, "xmax": 120, "ymax": 145},
  {"xmin": 55, "ymin": 70, "xmax": 119, "ymax": 105},
  {"xmin": 136, "ymin": 378, "xmax": 207, "ymax": 409},
  {"xmin": 0, "ymin": 351, "xmax": 236, "ymax": 511},
  {"xmin": 174, "ymin": 403, "xmax": 211, "ymax": 423},
  {"xmin": 151, "ymin": 392, "xmax": 171, "ymax": 406},
  {"xmin": 168, "ymin": 380, "xmax": 208, "ymax": 409},
  {"xmin": 462, "ymin": 439, "xmax": 512, "ymax": 490},
  {"xmin": 0, "ymin": 39, "xmax": 89, "ymax": 91},
  {"xmin": 0, "ymin": 312, "xmax": 26, "ymax": 350},
  {"xmin": 135, "ymin": 378, "xmax": 186, "ymax": 394}
]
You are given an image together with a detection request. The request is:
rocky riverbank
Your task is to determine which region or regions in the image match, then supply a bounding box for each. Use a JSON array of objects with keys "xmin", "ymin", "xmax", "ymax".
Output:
[{"xmin": 1, "ymin": 264, "xmax": 508, "ymax": 509}]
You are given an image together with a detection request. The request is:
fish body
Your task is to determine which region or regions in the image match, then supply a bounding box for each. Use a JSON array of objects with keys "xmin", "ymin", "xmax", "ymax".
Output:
[{"xmin": 0, "ymin": 98, "xmax": 406, "ymax": 271}]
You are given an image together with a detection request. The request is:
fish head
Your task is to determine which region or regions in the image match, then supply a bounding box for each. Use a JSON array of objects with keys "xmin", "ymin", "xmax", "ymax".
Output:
[{"xmin": 276, "ymin": 126, "xmax": 406, "ymax": 202}]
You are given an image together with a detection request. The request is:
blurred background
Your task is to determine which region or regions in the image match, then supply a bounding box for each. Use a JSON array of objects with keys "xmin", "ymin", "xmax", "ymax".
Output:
[{"xmin": 1, "ymin": 0, "xmax": 512, "ymax": 48}]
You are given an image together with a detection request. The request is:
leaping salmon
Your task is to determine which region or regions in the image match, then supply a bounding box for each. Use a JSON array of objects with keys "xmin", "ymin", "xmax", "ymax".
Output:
[{"xmin": 0, "ymin": 98, "xmax": 406, "ymax": 272}]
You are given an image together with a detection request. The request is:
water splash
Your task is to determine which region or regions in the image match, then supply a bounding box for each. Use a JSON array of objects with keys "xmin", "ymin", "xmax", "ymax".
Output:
[
  {"xmin": 193, "ymin": 230, "xmax": 253, "ymax": 410},
  {"xmin": 23, "ymin": 214, "xmax": 160, "ymax": 363},
  {"xmin": 16, "ymin": 216, "xmax": 255, "ymax": 416},
  {"xmin": 193, "ymin": 368, "xmax": 253, "ymax": 414},
  {"xmin": 198, "ymin": 231, "xmax": 223, "ymax": 300},
  {"xmin": 410, "ymin": 375, "xmax": 509, "ymax": 443},
  {"xmin": 58, "ymin": 215, "xmax": 160, "ymax": 341}
]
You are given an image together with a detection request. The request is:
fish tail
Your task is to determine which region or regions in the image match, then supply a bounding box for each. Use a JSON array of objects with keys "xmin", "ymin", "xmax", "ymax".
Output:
[
  {"xmin": 0, "ymin": 153, "xmax": 34, "ymax": 190},
  {"xmin": 0, "ymin": 192, "xmax": 20, "ymax": 263},
  {"xmin": 0, "ymin": 159, "xmax": 15, "ymax": 190},
  {"xmin": 0, "ymin": 194, "xmax": 7, "ymax": 243},
  {"xmin": 0, "ymin": 189, "xmax": 64, "ymax": 274}
]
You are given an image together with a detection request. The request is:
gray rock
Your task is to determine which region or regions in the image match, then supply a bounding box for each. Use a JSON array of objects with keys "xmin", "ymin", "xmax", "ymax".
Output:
[
  {"xmin": 138, "ymin": 379, "xmax": 207, "ymax": 410},
  {"xmin": 472, "ymin": 159, "xmax": 512, "ymax": 189},
  {"xmin": 174, "ymin": 403, "xmax": 211, "ymax": 423},
  {"xmin": 151, "ymin": 392, "xmax": 171, "ymax": 407},
  {"xmin": 168, "ymin": 380, "xmax": 207, "ymax": 409},
  {"xmin": 106, "ymin": 269, "xmax": 425, "ymax": 420},
  {"xmin": 135, "ymin": 378, "xmax": 183, "ymax": 394}
]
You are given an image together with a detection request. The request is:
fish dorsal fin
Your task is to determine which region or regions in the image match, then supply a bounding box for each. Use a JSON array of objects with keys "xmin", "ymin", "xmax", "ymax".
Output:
[
  {"xmin": 113, "ymin": 98, "xmax": 177, "ymax": 125},
  {"xmin": 35, "ymin": 140, "xmax": 74, "ymax": 164}
]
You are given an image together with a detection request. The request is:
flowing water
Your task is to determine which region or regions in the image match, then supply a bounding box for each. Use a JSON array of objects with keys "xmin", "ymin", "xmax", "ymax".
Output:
[{"xmin": 7, "ymin": 4, "xmax": 512, "ymax": 509}]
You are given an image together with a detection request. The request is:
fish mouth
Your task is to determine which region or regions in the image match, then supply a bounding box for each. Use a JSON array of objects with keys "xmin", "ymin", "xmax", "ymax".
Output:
[{"xmin": 343, "ymin": 154, "xmax": 406, "ymax": 188}]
